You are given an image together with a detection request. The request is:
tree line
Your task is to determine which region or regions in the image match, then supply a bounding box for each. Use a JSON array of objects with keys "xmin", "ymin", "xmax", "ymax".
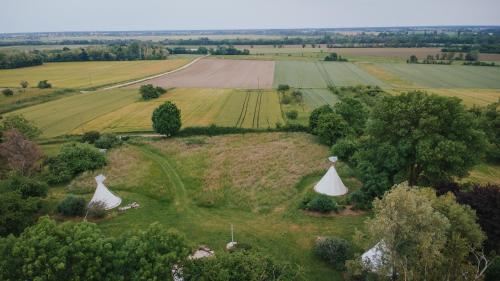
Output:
[{"xmin": 0, "ymin": 42, "xmax": 169, "ymax": 69}]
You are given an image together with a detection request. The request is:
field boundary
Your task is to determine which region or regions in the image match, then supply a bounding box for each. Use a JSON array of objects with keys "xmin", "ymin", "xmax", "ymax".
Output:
[{"xmin": 99, "ymin": 55, "xmax": 209, "ymax": 91}]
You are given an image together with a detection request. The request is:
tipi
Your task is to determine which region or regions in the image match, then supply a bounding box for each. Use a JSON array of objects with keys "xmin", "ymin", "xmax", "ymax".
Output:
[
  {"xmin": 314, "ymin": 156, "xmax": 348, "ymax": 196},
  {"xmin": 89, "ymin": 174, "xmax": 122, "ymax": 210},
  {"xmin": 361, "ymin": 241, "xmax": 387, "ymax": 272}
]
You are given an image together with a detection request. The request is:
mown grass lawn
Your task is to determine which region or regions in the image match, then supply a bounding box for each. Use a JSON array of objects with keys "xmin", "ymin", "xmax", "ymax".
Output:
[{"xmin": 59, "ymin": 133, "xmax": 367, "ymax": 281}]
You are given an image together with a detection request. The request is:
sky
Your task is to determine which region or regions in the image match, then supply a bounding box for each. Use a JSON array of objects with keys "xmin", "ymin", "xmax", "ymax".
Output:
[{"xmin": 1, "ymin": 0, "xmax": 500, "ymax": 33}]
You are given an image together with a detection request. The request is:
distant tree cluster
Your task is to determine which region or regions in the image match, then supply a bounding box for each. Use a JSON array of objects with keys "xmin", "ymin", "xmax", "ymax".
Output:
[
  {"xmin": 0, "ymin": 51, "xmax": 43, "ymax": 69},
  {"xmin": 167, "ymin": 46, "xmax": 208, "ymax": 54},
  {"xmin": 139, "ymin": 84, "xmax": 166, "ymax": 100},
  {"xmin": 209, "ymin": 46, "xmax": 250, "ymax": 55},
  {"xmin": 324, "ymin": 52, "xmax": 348, "ymax": 62}
]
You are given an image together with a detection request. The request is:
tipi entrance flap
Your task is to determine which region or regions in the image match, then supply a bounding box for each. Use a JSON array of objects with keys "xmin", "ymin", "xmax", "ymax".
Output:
[
  {"xmin": 89, "ymin": 174, "xmax": 122, "ymax": 210},
  {"xmin": 314, "ymin": 166, "xmax": 348, "ymax": 196}
]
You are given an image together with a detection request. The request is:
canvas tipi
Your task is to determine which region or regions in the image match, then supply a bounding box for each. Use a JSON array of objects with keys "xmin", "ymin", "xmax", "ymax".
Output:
[
  {"xmin": 314, "ymin": 156, "xmax": 348, "ymax": 196},
  {"xmin": 89, "ymin": 174, "xmax": 122, "ymax": 210},
  {"xmin": 362, "ymin": 241, "xmax": 389, "ymax": 272}
]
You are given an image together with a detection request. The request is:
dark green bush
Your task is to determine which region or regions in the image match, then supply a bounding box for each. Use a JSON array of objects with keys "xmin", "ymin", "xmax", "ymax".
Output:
[
  {"xmin": 300, "ymin": 193, "xmax": 338, "ymax": 213},
  {"xmin": 309, "ymin": 105, "xmax": 333, "ymax": 133},
  {"xmin": 94, "ymin": 133, "xmax": 122, "ymax": 149},
  {"xmin": 313, "ymin": 236, "xmax": 352, "ymax": 269},
  {"xmin": 331, "ymin": 137, "xmax": 359, "ymax": 163},
  {"xmin": 277, "ymin": 84, "xmax": 290, "ymax": 92},
  {"xmin": 2, "ymin": 88, "xmax": 13, "ymax": 97},
  {"xmin": 46, "ymin": 143, "xmax": 106, "ymax": 184},
  {"xmin": 37, "ymin": 80, "xmax": 52, "ymax": 89},
  {"xmin": 140, "ymin": 84, "xmax": 166, "ymax": 100},
  {"xmin": 285, "ymin": 110, "xmax": 298, "ymax": 120},
  {"xmin": 315, "ymin": 112, "xmax": 350, "ymax": 145},
  {"xmin": 81, "ymin": 131, "xmax": 100, "ymax": 144},
  {"xmin": 280, "ymin": 95, "xmax": 292, "ymax": 104},
  {"xmin": 0, "ymin": 174, "xmax": 48, "ymax": 198},
  {"xmin": 57, "ymin": 195, "xmax": 86, "ymax": 217}
]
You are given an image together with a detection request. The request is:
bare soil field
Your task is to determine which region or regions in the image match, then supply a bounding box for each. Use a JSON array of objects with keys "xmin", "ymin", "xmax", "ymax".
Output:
[{"xmin": 132, "ymin": 58, "xmax": 275, "ymax": 89}]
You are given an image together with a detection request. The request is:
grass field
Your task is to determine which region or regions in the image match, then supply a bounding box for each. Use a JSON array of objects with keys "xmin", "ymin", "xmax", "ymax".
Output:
[
  {"xmin": 0, "ymin": 59, "xmax": 194, "ymax": 89},
  {"xmin": 61, "ymin": 133, "xmax": 366, "ymax": 281},
  {"xmin": 273, "ymin": 61, "xmax": 386, "ymax": 88}
]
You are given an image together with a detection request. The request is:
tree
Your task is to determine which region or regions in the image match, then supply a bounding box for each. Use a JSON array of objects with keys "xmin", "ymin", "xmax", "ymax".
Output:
[
  {"xmin": 357, "ymin": 183, "xmax": 487, "ymax": 281},
  {"xmin": 408, "ymin": 55, "xmax": 418, "ymax": 63},
  {"xmin": 309, "ymin": 105, "xmax": 333, "ymax": 133},
  {"xmin": 2, "ymin": 88, "xmax": 13, "ymax": 97},
  {"xmin": 334, "ymin": 97, "xmax": 368, "ymax": 135},
  {"xmin": 0, "ymin": 174, "xmax": 48, "ymax": 198},
  {"xmin": 94, "ymin": 133, "xmax": 122, "ymax": 149},
  {"xmin": 277, "ymin": 84, "xmax": 290, "ymax": 93},
  {"xmin": 355, "ymin": 91, "xmax": 485, "ymax": 187},
  {"xmin": 0, "ymin": 114, "xmax": 41, "ymax": 139},
  {"xmin": 0, "ymin": 192, "xmax": 41, "ymax": 236},
  {"xmin": 0, "ymin": 130, "xmax": 43, "ymax": 176},
  {"xmin": 315, "ymin": 112, "xmax": 350, "ymax": 146},
  {"xmin": 473, "ymin": 101, "xmax": 499, "ymax": 162},
  {"xmin": 183, "ymin": 251, "xmax": 302, "ymax": 281},
  {"xmin": 456, "ymin": 184, "xmax": 500, "ymax": 253},
  {"xmin": 37, "ymin": 80, "xmax": 52, "ymax": 89},
  {"xmin": 152, "ymin": 101, "xmax": 181, "ymax": 136},
  {"xmin": 20, "ymin": 80, "xmax": 29, "ymax": 90}
]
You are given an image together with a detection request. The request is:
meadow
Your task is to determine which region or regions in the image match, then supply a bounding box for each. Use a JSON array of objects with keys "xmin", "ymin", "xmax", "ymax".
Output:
[
  {"xmin": 0, "ymin": 58, "xmax": 194, "ymax": 89},
  {"xmin": 55, "ymin": 132, "xmax": 366, "ymax": 281}
]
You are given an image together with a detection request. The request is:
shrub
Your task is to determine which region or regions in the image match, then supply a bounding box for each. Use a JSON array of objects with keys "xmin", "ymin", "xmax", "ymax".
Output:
[
  {"xmin": 300, "ymin": 193, "xmax": 338, "ymax": 213},
  {"xmin": 292, "ymin": 90, "xmax": 303, "ymax": 102},
  {"xmin": 57, "ymin": 195, "xmax": 86, "ymax": 217},
  {"xmin": 87, "ymin": 201, "xmax": 106, "ymax": 218},
  {"xmin": 94, "ymin": 133, "xmax": 122, "ymax": 149},
  {"xmin": 152, "ymin": 101, "xmax": 181, "ymax": 136},
  {"xmin": 140, "ymin": 84, "xmax": 166, "ymax": 100},
  {"xmin": 285, "ymin": 110, "xmax": 298, "ymax": 120},
  {"xmin": 315, "ymin": 112, "xmax": 350, "ymax": 145},
  {"xmin": 0, "ymin": 174, "xmax": 48, "ymax": 198},
  {"xmin": 2, "ymin": 88, "xmax": 13, "ymax": 96},
  {"xmin": 37, "ymin": 80, "xmax": 52, "ymax": 89},
  {"xmin": 0, "ymin": 192, "xmax": 41, "ymax": 236},
  {"xmin": 331, "ymin": 137, "xmax": 359, "ymax": 163},
  {"xmin": 313, "ymin": 236, "xmax": 352, "ymax": 269},
  {"xmin": 46, "ymin": 143, "xmax": 106, "ymax": 184},
  {"xmin": 0, "ymin": 114, "xmax": 42, "ymax": 139},
  {"xmin": 81, "ymin": 131, "xmax": 100, "ymax": 144}
]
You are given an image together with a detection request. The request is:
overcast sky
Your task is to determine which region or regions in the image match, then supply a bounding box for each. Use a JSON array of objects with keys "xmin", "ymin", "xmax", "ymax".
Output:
[{"xmin": 1, "ymin": 0, "xmax": 500, "ymax": 33}]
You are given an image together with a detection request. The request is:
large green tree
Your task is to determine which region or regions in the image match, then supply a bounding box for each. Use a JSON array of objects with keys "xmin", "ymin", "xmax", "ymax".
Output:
[
  {"xmin": 355, "ymin": 91, "xmax": 485, "ymax": 186},
  {"xmin": 152, "ymin": 101, "xmax": 181, "ymax": 136},
  {"xmin": 351, "ymin": 183, "xmax": 487, "ymax": 281},
  {"xmin": 0, "ymin": 192, "xmax": 41, "ymax": 236}
]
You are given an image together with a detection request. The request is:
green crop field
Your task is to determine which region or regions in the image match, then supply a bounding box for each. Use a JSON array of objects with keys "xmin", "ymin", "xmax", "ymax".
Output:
[
  {"xmin": 9, "ymin": 88, "xmax": 284, "ymax": 137},
  {"xmin": 57, "ymin": 132, "xmax": 365, "ymax": 281},
  {"xmin": 376, "ymin": 63, "xmax": 500, "ymax": 89},
  {"xmin": 0, "ymin": 59, "xmax": 193, "ymax": 89},
  {"xmin": 273, "ymin": 61, "xmax": 386, "ymax": 88},
  {"xmin": 302, "ymin": 89, "xmax": 339, "ymax": 110}
]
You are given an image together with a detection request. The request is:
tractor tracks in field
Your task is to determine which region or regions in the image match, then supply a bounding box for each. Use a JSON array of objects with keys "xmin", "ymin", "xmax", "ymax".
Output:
[
  {"xmin": 235, "ymin": 91, "xmax": 251, "ymax": 127},
  {"xmin": 252, "ymin": 90, "xmax": 263, "ymax": 128},
  {"xmin": 315, "ymin": 62, "xmax": 335, "ymax": 88}
]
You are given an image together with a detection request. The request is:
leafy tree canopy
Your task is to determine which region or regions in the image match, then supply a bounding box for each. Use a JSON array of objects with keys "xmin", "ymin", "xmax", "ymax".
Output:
[{"xmin": 152, "ymin": 101, "xmax": 181, "ymax": 136}]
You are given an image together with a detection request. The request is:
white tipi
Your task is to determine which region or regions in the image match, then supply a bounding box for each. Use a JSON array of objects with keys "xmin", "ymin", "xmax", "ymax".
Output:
[
  {"xmin": 314, "ymin": 156, "xmax": 348, "ymax": 196},
  {"xmin": 361, "ymin": 241, "xmax": 386, "ymax": 271},
  {"xmin": 89, "ymin": 174, "xmax": 122, "ymax": 210}
]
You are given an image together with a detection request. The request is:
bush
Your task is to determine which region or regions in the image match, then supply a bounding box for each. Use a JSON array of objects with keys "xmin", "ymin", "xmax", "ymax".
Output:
[
  {"xmin": 37, "ymin": 80, "xmax": 52, "ymax": 89},
  {"xmin": 292, "ymin": 90, "xmax": 303, "ymax": 102},
  {"xmin": 94, "ymin": 133, "xmax": 122, "ymax": 149},
  {"xmin": 0, "ymin": 192, "xmax": 41, "ymax": 236},
  {"xmin": 57, "ymin": 195, "xmax": 86, "ymax": 217},
  {"xmin": 152, "ymin": 101, "xmax": 181, "ymax": 136},
  {"xmin": 300, "ymin": 193, "xmax": 338, "ymax": 213},
  {"xmin": 331, "ymin": 137, "xmax": 359, "ymax": 163},
  {"xmin": 2, "ymin": 88, "xmax": 13, "ymax": 96},
  {"xmin": 315, "ymin": 112, "xmax": 350, "ymax": 145},
  {"xmin": 285, "ymin": 110, "xmax": 298, "ymax": 120},
  {"xmin": 280, "ymin": 95, "xmax": 292, "ymax": 104},
  {"xmin": 87, "ymin": 201, "xmax": 106, "ymax": 218},
  {"xmin": 140, "ymin": 84, "xmax": 166, "ymax": 100},
  {"xmin": 313, "ymin": 236, "xmax": 352, "ymax": 269},
  {"xmin": 81, "ymin": 131, "xmax": 100, "ymax": 144},
  {"xmin": 46, "ymin": 143, "xmax": 106, "ymax": 184},
  {"xmin": 0, "ymin": 174, "xmax": 48, "ymax": 198}
]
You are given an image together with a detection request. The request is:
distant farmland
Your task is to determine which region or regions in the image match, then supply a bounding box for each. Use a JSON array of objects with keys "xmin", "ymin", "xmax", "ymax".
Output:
[
  {"xmin": 273, "ymin": 61, "xmax": 386, "ymax": 88},
  {"xmin": 132, "ymin": 58, "xmax": 275, "ymax": 89},
  {"xmin": 376, "ymin": 63, "xmax": 500, "ymax": 89},
  {"xmin": 0, "ymin": 59, "xmax": 193, "ymax": 89}
]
